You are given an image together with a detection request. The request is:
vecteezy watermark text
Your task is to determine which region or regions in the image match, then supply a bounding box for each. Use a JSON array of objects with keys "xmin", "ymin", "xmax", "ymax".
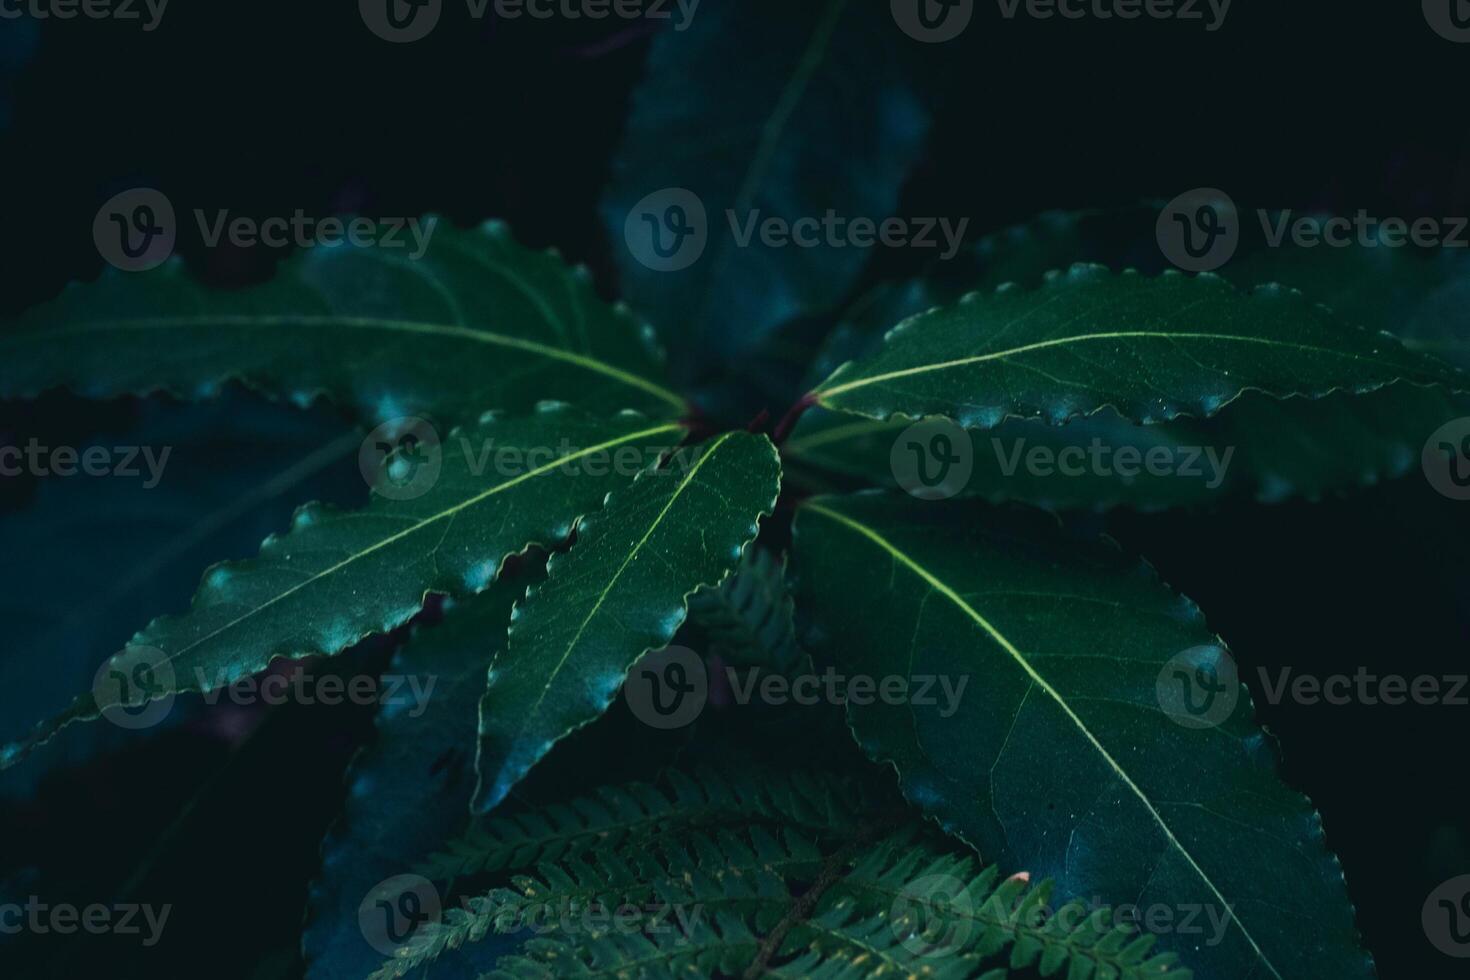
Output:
[
  {"xmin": 359, "ymin": 416, "xmax": 690, "ymax": 501},
  {"xmin": 886, "ymin": 418, "xmax": 1236, "ymax": 501},
  {"xmin": 622, "ymin": 188, "xmax": 969, "ymax": 272},
  {"xmin": 1157, "ymin": 188, "xmax": 1470, "ymax": 272},
  {"xmin": 193, "ymin": 669, "xmax": 438, "ymax": 717},
  {"xmin": 0, "ymin": 439, "xmax": 171, "ymax": 487},
  {"xmin": 891, "ymin": 0, "xmax": 1230, "ymax": 43},
  {"xmin": 359, "ymin": 0, "xmax": 700, "ymax": 43},
  {"xmin": 93, "ymin": 188, "xmax": 438, "ymax": 272},
  {"xmin": 621, "ymin": 647, "xmax": 970, "ymax": 729},
  {"xmin": 889, "ymin": 871, "xmax": 1235, "ymax": 959},
  {"xmin": 724, "ymin": 666, "xmax": 969, "ymax": 717},
  {"xmin": 1157, "ymin": 646, "xmax": 1469, "ymax": 731},
  {"xmin": 0, "ymin": 0, "xmax": 167, "ymax": 31},
  {"xmin": 356, "ymin": 873, "xmax": 703, "ymax": 958},
  {"xmin": 1258, "ymin": 210, "xmax": 1469, "ymax": 250},
  {"xmin": 994, "ymin": 0, "xmax": 1231, "ymax": 30},
  {"xmin": 990, "ymin": 437, "xmax": 1234, "ymax": 489},
  {"xmin": 1256, "ymin": 667, "xmax": 1468, "ymax": 707},
  {"xmin": 195, "ymin": 210, "xmax": 436, "ymax": 259},
  {"xmin": 0, "ymin": 897, "xmax": 171, "ymax": 946}
]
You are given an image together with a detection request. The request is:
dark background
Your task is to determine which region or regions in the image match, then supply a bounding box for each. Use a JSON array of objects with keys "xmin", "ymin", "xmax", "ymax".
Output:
[{"xmin": 0, "ymin": 2, "xmax": 1467, "ymax": 978}]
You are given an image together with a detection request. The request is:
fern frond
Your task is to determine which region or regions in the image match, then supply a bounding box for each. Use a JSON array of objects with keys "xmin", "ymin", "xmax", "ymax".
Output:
[
  {"xmin": 479, "ymin": 909, "xmax": 765, "ymax": 979},
  {"xmin": 391, "ymin": 772, "xmax": 1196, "ymax": 980},
  {"xmin": 687, "ymin": 546, "xmax": 803, "ymax": 673},
  {"xmin": 374, "ymin": 827, "xmax": 821, "ymax": 980},
  {"xmin": 822, "ymin": 831, "xmax": 1193, "ymax": 980},
  {"xmin": 773, "ymin": 900, "xmax": 986, "ymax": 979},
  {"xmin": 418, "ymin": 765, "xmax": 862, "ymax": 881}
]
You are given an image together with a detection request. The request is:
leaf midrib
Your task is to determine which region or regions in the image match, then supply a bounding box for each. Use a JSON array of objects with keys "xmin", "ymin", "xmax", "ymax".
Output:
[
  {"xmin": 517, "ymin": 432, "xmax": 738, "ymax": 727},
  {"xmin": 801, "ymin": 500, "xmax": 1281, "ymax": 980},
  {"xmin": 149, "ymin": 422, "xmax": 685, "ymax": 676},
  {"xmin": 814, "ymin": 329, "xmax": 1439, "ymax": 401},
  {"xmin": 5, "ymin": 315, "xmax": 686, "ymax": 411}
]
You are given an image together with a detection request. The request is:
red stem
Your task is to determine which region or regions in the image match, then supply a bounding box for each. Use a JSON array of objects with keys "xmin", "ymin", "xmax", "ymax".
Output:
[{"xmin": 772, "ymin": 393, "xmax": 818, "ymax": 446}]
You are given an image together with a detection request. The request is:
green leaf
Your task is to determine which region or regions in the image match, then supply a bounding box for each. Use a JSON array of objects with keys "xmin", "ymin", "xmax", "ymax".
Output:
[
  {"xmin": 602, "ymin": 0, "xmax": 928, "ymax": 369},
  {"xmin": 0, "ymin": 393, "xmax": 360, "ymax": 798},
  {"xmin": 473, "ymin": 432, "xmax": 781, "ymax": 813},
  {"xmin": 421, "ymin": 765, "xmax": 864, "ymax": 882},
  {"xmin": 788, "ymin": 382, "xmax": 1460, "ymax": 511},
  {"xmin": 302, "ymin": 578, "xmax": 535, "ymax": 980},
  {"xmin": 687, "ymin": 545, "xmax": 803, "ymax": 673},
  {"xmin": 811, "ymin": 265, "xmax": 1465, "ymax": 428},
  {"xmin": 0, "ymin": 221, "xmax": 685, "ymax": 425},
  {"xmin": 448, "ymin": 818, "xmax": 1190, "ymax": 979},
  {"xmin": 792, "ymin": 492, "xmax": 1370, "ymax": 980},
  {"xmin": 0, "ymin": 409, "xmax": 685, "ymax": 769},
  {"xmin": 819, "ymin": 830, "xmax": 1190, "ymax": 980},
  {"xmin": 376, "ymin": 826, "xmax": 818, "ymax": 980}
]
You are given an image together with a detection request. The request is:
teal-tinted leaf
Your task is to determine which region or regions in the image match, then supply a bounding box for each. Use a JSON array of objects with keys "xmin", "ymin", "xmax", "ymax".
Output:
[
  {"xmin": 687, "ymin": 545, "xmax": 803, "ymax": 673},
  {"xmin": 0, "ymin": 221, "xmax": 685, "ymax": 425},
  {"xmin": 303, "ymin": 580, "xmax": 534, "ymax": 979},
  {"xmin": 812, "ymin": 265, "xmax": 1464, "ymax": 428},
  {"xmin": 788, "ymin": 382, "xmax": 1460, "ymax": 511},
  {"xmin": 0, "ymin": 393, "xmax": 360, "ymax": 798},
  {"xmin": 792, "ymin": 492, "xmax": 1370, "ymax": 980},
  {"xmin": 791, "ymin": 209, "xmax": 1470, "ymax": 508},
  {"xmin": 602, "ymin": 0, "xmax": 928, "ymax": 370},
  {"xmin": 0, "ymin": 409, "xmax": 685, "ymax": 769},
  {"xmin": 473, "ymin": 432, "xmax": 781, "ymax": 813}
]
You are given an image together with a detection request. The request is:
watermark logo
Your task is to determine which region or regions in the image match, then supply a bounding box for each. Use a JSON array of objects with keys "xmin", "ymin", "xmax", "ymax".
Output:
[
  {"xmin": 624, "ymin": 188, "xmax": 708, "ymax": 272},
  {"xmin": 891, "ymin": 418, "xmax": 974, "ymax": 500},
  {"xmin": 94, "ymin": 191, "xmax": 438, "ymax": 271},
  {"xmin": 1156, "ymin": 188, "xmax": 1239, "ymax": 272},
  {"xmin": 1424, "ymin": 0, "xmax": 1470, "ymax": 42},
  {"xmin": 1160, "ymin": 191, "xmax": 1469, "ymax": 272},
  {"xmin": 623, "ymin": 188, "xmax": 969, "ymax": 271},
  {"xmin": 358, "ymin": 874, "xmax": 442, "ymax": 956},
  {"xmin": 1423, "ymin": 418, "xmax": 1470, "ymax": 501},
  {"xmin": 360, "ymin": 417, "xmax": 443, "ymax": 501},
  {"xmin": 362, "ymin": 0, "xmax": 699, "ymax": 43},
  {"xmin": 360, "ymin": 0, "xmax": 442, "ymax": 42},
  {"xmin": 1424, "ymin": 875, "xmax": 1470, "ymax": 957},
  {"xmin": 624, "ymin": 657, "xmax": 970, "ymax": 729},
  {"xmin": 889, "ymin": 873, "xmax": 975, "ymax": 957},
  {"xmin": 92, "ymin": 645, "xmax": 175, "ymax": 731},
  {"xmin": 892, "ymin": 0, "xmax": 974, "ymax": 42},
  {"xmin": 94, "ymin": 188, "xmax": 175, "ymax": 272},
  {"xmin": 1156, "ymin": 645, "xmax": 1238, "ymax": 729},
  {"xmin": 623, "ymin": 646, "xmax": 707, "ymax": 729}
]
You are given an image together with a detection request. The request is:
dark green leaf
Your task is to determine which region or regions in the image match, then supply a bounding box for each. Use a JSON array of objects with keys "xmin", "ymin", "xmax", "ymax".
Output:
[
  {"xmin": 792, "ymin": 492, "xmax": 1370, "ymax": 980},
  {"xmin": 787, "ymin": 382, "xmax": 1459, "ymax": 511},
  {"xmin": 303, "ymin": 579, "xmax": 534, "ymax": 979},
  {"xmin": 602, "ymin": 0, "xmax": 929, "ymax": 370},
  {"xmin": 0, "ymin": 221, "xmax": 685, "ymax": 425},
  {"xmin": 812, "ymin": 265, "xmax": 1464, "ymax": 428},
  {"xmin": 0, "ymin": 409, "xmax": 685, "ymax": 769},
  {"xmin": 0, "ymin": 393, "xmax": 359, "ymax": 798},
  {"xmin": 473, "ymin": 432, "xmax": 781, "ymax": 813}
]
